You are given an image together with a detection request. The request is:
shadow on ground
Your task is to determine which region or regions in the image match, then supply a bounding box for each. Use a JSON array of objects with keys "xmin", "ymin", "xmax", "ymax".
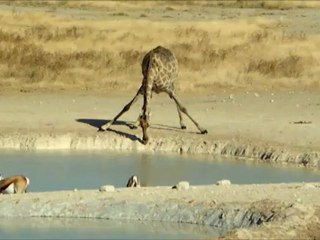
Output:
[
  {"xmin": 76, "ymin": 118, "xmax": 142, "ymax": 142},
  {"xmin": 76, "ymin": 118, "xmax": 129, "ymax": 129},
  {"xmin": 76, "ymin": 118, "xmax": 198, "ymax": 143}
]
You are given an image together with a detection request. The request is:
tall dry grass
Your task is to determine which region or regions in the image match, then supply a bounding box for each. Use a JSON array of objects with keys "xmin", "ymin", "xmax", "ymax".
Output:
[
  {"xmin": 0, "ymin": 5, "xmax": 319, "ymax": 93},
  {"xmin": 4, "ymin": 1, "xmax": 320, "ymax": 10}
]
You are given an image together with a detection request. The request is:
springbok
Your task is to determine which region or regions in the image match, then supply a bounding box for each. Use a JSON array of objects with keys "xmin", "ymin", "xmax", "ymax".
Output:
[
  {"xmin": 0, "ymin": 174, "xmax": 30, "ymax": 194},
  {"xmin": 126, "ymin": 175, "xmax": 141, "ymax": 187}
]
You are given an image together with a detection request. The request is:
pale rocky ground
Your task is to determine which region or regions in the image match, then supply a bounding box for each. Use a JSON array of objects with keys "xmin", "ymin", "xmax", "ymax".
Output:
[{"xmin": 1, "ymin": 90, "xmax": 320, "ymax": 239}]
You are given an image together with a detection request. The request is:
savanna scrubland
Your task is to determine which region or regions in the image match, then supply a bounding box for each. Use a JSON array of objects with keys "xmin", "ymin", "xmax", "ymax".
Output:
[{"xmin": 0, "ymin": 0, "xmax": 320, "ymax": 93}]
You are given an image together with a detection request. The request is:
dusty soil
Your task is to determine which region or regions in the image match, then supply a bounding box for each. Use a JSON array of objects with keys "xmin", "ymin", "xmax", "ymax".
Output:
[
  {"xmin": 1, "ymin": 89, "xmax": 320, "ymax": 239},
  {"xmin": 1, "ymin": 90, "xmax": 320, "ymax": 165}
]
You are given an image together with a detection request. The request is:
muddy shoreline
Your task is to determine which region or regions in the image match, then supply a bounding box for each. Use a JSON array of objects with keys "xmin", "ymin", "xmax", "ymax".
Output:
[
  {"xmin": 0, "ymin": 131, "xmax": 319, "ymax": 169},
  {"xmin": 0, "ymin": 184, "xmax": 319, "ymax": 239}
]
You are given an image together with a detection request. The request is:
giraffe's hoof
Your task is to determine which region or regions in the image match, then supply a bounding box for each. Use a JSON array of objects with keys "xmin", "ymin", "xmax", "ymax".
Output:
[
  {"xmin": 181, "ymin": 125, "xmax": 187, "ymax": 130},
  {"xmin": 98, "ymin": 127, "xmax": 105, "ymax": 132},
  {"xmin": 201, "ymin": 129, "xmax": 208, "ymax": 134}
]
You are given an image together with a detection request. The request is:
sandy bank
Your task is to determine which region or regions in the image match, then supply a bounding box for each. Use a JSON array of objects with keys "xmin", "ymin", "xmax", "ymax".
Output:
[
  {"xmin": 0, "ymin": 131, "xmax": 320, "ymax": 169},
  {"xmin": 0, "ymin": 183, "xmax": 319, "ymax": 239},
  {"xmin": 1, "ymin": 91, "xmax": 320, "ymax": 169}
]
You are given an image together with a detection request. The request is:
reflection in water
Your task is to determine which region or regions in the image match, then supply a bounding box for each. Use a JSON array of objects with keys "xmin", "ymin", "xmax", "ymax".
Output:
[
  {"xmin": 136, "ymin": 153, "xmax": 189, "ymax": 187},
  {"xmin": 138, "ymin": 153, "xmax": 152, "ymax": 187},
  {"xmin": 0, "ymin": 150, "xmax": 319, "ymax": 192},
  {"xmin": 0, "ymin": 217, "xmax": 220, "ymax": 239},
  {"xmin": 0, "ymin": 150, "xmax": 319, "ymax": 239}
]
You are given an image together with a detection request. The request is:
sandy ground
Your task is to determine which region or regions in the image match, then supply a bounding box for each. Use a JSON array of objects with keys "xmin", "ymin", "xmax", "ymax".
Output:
[
  {"xmin": 1, "ymin": 90, "xmax": 320, "ymax": 238},
  {"xmin": 0, "ymin": 90, "xmax": 316, "ymax": 143},
  {"xmin": 1, "ymin": 89, "xmax": 320, "ymax": 154}
]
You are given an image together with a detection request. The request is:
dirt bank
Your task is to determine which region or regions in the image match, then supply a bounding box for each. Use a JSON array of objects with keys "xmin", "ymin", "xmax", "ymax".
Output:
[
  {"xmin": 1, "ymin": 183, "xmax": 319, "ymax": 239},
  {"xmin": 1, "ymin": 90, "xmax": 320, "ymax": 169}
]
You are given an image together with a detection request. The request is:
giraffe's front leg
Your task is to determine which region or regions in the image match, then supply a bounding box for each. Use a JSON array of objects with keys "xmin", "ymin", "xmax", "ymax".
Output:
[{"xmin": 130, "ymin": 110, "xmax": 153, "ymax": 130}]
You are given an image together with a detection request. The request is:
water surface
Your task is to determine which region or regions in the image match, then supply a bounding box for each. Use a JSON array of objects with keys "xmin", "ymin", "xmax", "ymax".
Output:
[
  {"xmin": 0, "ymin": 217, "xmax": 219, "ymax": 239},
  {"xmin": 0, "ymin": 150, "xmax": 319, "ymax": 239},
  {"xmin": 0, "ymin": 150, "xmax": 319, "ymax": 192}
]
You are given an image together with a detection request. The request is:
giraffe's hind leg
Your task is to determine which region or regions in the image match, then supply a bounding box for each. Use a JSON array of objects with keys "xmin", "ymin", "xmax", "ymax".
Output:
[
  {"xmin": 100, "ymin": 88, "xmax": 142, "ymax": 131},
  {"xmin": 176, "ymin": 104, "xmax": 186, "ymax": 129},
  {"xmin": 167, "ymin": 90, "xmax": 186, "ymax": 129},
  {"xmin": 168, "ymin": 92, "xmax": 208, "ymax": 134}
]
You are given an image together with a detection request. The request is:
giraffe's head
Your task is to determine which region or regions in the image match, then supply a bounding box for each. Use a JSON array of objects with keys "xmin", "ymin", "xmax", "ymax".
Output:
[{"xmin": 140, "ymin": 115, "xmax": 150, "ymax": 144}]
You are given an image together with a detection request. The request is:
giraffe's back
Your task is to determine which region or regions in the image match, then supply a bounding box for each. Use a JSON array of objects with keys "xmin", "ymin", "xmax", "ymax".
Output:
[{"xmin": 141, "ymin": 46, "xmax": 178, "ymax": 94}]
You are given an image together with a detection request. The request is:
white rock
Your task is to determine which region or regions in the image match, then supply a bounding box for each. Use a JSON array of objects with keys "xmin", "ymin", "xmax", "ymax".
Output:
[
  {"xmin": 99, "ymin": 185, "xmax": 115, "ymax": 192},
  {"xmin": 303, "ymin": 183, "xmax": 316, "ymax": 189},
  {"xmin": 173, "ymin": 181, "xmax": 190, "ymax": 190},
  {"xmin": 216, "ymin": 179, "xmax": 231, "ymax": 186},
  {"xmin": 254, "ymin": 93, "xmax": 260, "ymax": 97}
]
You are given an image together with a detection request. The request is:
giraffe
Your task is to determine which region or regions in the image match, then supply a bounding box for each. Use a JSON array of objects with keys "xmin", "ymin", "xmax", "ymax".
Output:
[{"xmin": 100, "ymin": 46, "xmax": 208, "ymax": 144}]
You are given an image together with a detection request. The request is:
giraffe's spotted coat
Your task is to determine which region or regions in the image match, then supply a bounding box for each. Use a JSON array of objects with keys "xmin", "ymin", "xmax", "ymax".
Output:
[{"xmin": 101, "ymin": 46, "xmax": 207, "ymax": 144}]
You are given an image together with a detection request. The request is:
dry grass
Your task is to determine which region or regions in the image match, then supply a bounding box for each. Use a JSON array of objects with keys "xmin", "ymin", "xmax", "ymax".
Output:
[
  {"xmin": 4, "ymin": 1, "xmax": 320, "ymax": 10},
  {"xmin": 0, "ymin": 2, "xmax": 320, "ymax": 93}
]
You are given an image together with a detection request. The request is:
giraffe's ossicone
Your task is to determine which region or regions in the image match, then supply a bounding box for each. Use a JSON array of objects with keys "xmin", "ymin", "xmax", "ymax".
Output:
[{"xmin": 100, "ymin": 46, "xmax": 208, "ymax": 144}]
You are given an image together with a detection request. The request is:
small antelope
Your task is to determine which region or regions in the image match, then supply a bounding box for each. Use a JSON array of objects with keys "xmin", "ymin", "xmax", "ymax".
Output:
[
  {"xmin": 126, "ymin": 175, "xmax": 141, "ymax": 187},
  {"xmin": 0, "ymin": 175, "xmax": 30, "ymax": 194}
]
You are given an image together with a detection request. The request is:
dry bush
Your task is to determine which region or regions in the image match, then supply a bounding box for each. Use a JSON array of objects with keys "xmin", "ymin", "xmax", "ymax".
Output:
[
  {"xmin": 4, "ymin": 0, "xmax": 320, "ymax": 11},
  {"xmin": 0, "ymin": 7, "xmax": 319, "ymax": 92},
  {"xmin": 246, "ymin": 55, "xmax": 304, "ymax": 78}
]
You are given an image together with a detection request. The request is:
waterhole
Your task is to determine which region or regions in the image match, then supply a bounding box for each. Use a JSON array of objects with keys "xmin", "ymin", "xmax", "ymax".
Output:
[
  {"xmin": 0, "ymin": 150, "xmax": 319, "ymax": 191},
  {"xmin": 0, "ymin": 217, "xmax": 219, "ymax": 239},
  {"xmin": 0, "ymin": 150, "xmax": 319, "ymax": 239}
]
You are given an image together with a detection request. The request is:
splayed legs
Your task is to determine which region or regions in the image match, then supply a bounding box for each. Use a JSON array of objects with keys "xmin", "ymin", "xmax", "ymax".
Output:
[
  {"xmin": 169, "ymin": 92, "xmax": 208, "ymax": 134},
  {"xmin": 100, "ymin": 88, "xmax": 142, "ymax": 131}
]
